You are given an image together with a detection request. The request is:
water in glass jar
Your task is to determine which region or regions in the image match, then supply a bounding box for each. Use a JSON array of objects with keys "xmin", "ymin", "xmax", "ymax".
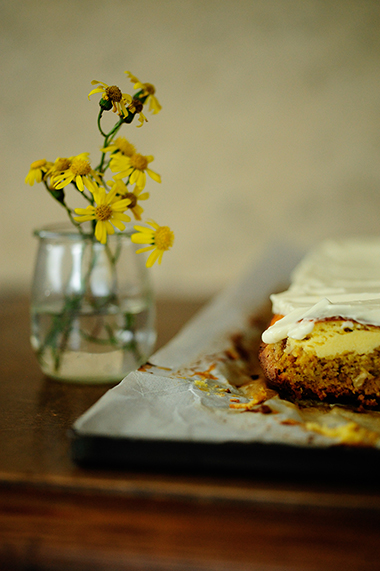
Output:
[{"xmin": 30, "ymin": 299, "xmax": 156, "ymax": 383}]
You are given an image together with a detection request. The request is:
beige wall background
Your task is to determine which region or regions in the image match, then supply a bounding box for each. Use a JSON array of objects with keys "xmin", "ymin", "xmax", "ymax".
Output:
[{"xmin": 1, "ymin": 0, "xmax": 380, "ymax": 299}]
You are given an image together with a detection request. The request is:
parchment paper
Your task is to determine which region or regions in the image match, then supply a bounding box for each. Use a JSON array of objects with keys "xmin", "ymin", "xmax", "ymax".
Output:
[{"xmin": 72, "ymin": 240, "xmax": 380, "ymax": 450}]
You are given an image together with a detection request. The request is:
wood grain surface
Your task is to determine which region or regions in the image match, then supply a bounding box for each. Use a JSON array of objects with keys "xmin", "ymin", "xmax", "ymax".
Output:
[{"xmin": 1, "ymin": 294, "xmax": 380, "ymax": 571}]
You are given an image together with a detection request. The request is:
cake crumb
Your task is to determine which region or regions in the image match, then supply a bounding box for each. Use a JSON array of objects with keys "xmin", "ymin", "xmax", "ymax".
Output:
[
  {"xmin": 194, "ymin": 380, "xmax": 209, "ymax": 391},
  {"xmin": 305, "ymin": 421, "xmax": 379, "ymax": 446},
  {"xmin": 229, "ymin": 387, "xmax": 268, "ymax": 410},
  {"xmin": 281, "ymin": 419, "xmax": 302, "ymax": 426},
  {"xmin": 190, "ymin": 363, "xmax": 218, "ymax": 381}
]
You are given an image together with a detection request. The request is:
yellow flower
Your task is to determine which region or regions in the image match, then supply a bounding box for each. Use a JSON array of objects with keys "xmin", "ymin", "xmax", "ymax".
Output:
[
  {"xmin": 74, "ymin": 184, "xmax": 131, "ymax": 244},
  {"xmin": 101, "ymin": 137, "xmax": 136, "ymax": 158},
  {"xmin": 108, "ymin": 179, "xmax": 149, "ymax": 221},
  {"xmin": 126, "ymin": 97, "xmax": 148, "ymax": 128},
  {"xmin": 52, "ymin": 153, "xmax": 100, "ymax": 192},
  {"xmin": 88, "ymin": 80, "xmax": 132, "ymax": 117},
  {"xmin": 45, "ymin": 156, "xmax": 73, "ymax": 184},
  {"xmin": 25, "ymin": 159, "xmax": 50, "ymax": 185},
  {"xmin": 111, "ymin": 153, "xmax": 161, "ymax": 190},
  {"xmin": 131, "ymin": 219, "xmax": 174, "ymax": 267},
  {"xmin": 125, "ymin": 71, "xmax": 162, "ymax": 114}
]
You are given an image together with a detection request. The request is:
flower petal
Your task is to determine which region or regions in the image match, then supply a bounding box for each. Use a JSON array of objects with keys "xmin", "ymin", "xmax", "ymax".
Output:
[
  {"xmin": 146, "ymin": 168, "xmax": 161, "ymax": 183},
  {"xmin": 74, "ymin": 215, "xmax": 94, "ymax": 223},
  {"xmin": 112, "ymin": 212, "xmax": 131, "ymax": 222},
  {"xmin": 110, "ymin": 218, "xmax": 126, "ymax": 231},
  {"xmin": 88, "ymin": 86, "xmax": 105, "ymax": 99},
  {"xmin": 93, "ymin": 186, "xmax": 106, "ymax": 205},
  {"xmin": 135, "ymin": 246, "xmax": 155, "ymax": 254},
  {"xmin": 84, "ymin": 177, "xmax": 98, "ymax": 193},
  {"xmin": 129, "ymin": 169, "xmax": 138, "ymax": 186},
  {"xmin": 132, "ymin": 205, "xmax": 144, "ymax": 220},
  {"xmin": 112, "ymin": 198, "xmax": 131, "ymax": 211},
  {"xmin": 146, "ymin": 248, "xmax": 161, "ymax": 268},
  {"xmin": 146, "ymin": 219, "xmax": 160, "ymax": 230},
  {"xmin": 76, "ymin": 175, "xmax": 84, "ymax": 192},
  {"xmin": 104, "ymin": 221, "xmax": 115, "ymax": 235},
  {"xmin": 135, "ymin": 171, "xmax": 146, "ymax": 189},
  {"xmin": 95, "ymin": 221, "xmax": 106, "ymax": 244},
  {"xmin": 74, "ymin": 206, "xmax": 95, "ymax": 215},
  {"xmin": 131, "ymin": 235, "xmax": 152, "ymax": 245},
  {"xmin": 105, "ymin": 186, "xmax": 118, "ymax": 204},
  {"xmin": 54, "ymin": 178, "xmax": 70, "ymax": 190}
]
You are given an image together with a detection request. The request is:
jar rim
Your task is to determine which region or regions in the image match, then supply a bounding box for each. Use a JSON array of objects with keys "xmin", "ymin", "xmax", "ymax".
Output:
[{"xmin": 33, "ymin": 221, "xmax": 135, "ymax": 240}]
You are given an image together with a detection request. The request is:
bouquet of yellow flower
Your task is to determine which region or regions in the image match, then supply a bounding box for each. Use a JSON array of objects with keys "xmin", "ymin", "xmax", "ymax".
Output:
[
  {"xmin": 25, "ymin": 71, "xmax": 174, "ymax": 267},
  {"xmin": 26, "ymin": 72, "xmax": 173, "ymax": 384}
]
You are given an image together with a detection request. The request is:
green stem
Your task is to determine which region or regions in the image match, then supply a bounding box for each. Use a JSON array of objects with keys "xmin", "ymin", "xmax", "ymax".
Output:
[
  {"xmin": 123, "ymin": 311, "xmax": 143, "ymax": 364},
  {"xmin": 96, "ymin": 109, "xmax": 125, "ymax": 139},
  {"xmin": 36, "ymin": 239, "xmax": 97, "ymax": 369},
  {"xmin": 77, "ymin": 185, "xmax": 95, "ymax": 205},
  {"xmin": 96, "ymin": 110, "xmax": 125, "ymax": 174},
  {"xmin": 36, "ymin": 294, "xmax": 83, "ymax": 372},
  {"xmin": 105, "ymin": 238, "xmax": 122, "ymax": 266},
  {"xmin": 96, "ymin": 90, "xmax": 150, "ymax": 174},
  {"xmin": 43, "ymin": 181, "xmax": 86, "ymax": 236}
]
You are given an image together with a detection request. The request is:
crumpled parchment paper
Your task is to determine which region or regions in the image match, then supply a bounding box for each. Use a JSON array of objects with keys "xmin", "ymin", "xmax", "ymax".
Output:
[{"xmin": 73, "ymin": 240, "xmax": 380, "ymax": 449}]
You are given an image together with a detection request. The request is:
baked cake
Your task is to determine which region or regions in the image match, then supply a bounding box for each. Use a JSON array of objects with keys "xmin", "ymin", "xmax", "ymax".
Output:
[{"xmin": 259, "ymin": 238, "xmax": 380, "ymax": 408}]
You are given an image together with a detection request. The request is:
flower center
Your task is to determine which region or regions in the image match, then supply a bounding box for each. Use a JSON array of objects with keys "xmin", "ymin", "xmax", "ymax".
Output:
[
  {"xmin": 105, "ymin": 85, "xmax": 122, "ymax": 102},
  {"xmin": 95, "ymin": 204, "xmax": 113, "ymax": 221},
  {"xmin": 144, "ymin": 83, "xmax": 155, "ymax": 95},
  {"xmin": 155, "ymin": 227, "xmax": 174, "ymax": 251},
  {"xmin": 70, "ymin": 158, "xmax": 92, "ymax": 176},
  {"xmin": 115, "ymin": 137, "xmax": 136, "ymax": 157},
  {"xmin": 31, "ymin": 159, "xmax": 46, "ymax": 169},
  {"xmin": 54, "ymin": 158, "xmax": 71, "ymax": 172},
  {"xmin": 129, "ymin": 98, "xmax": 144, "ymax": 113},
  {"xmin": 121, "ymin": 192, "xmax": 137, "ymax": 208},
  {"xmin": 130, "ymin": 154, "xmax": 148, "ymax": 171}
]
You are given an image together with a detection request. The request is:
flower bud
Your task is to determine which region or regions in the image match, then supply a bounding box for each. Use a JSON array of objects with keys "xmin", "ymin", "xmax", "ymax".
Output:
[{"xmin": 99, "ymin": 97, "xmax": 113, "ymax": 111}]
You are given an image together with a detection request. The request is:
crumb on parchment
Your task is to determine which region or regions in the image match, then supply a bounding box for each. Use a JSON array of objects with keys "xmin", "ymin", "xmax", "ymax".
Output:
[
  {"xmin": 229, "ymin": 387, "xmax": 268, "ymax": 410},
  {"xmin": 305, "ymin": 421, "xmax": 380, "ymax": 446}
]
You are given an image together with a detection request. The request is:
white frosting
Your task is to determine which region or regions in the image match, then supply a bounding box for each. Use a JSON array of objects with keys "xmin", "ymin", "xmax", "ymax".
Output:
[{"xmin": 262, "ymin": 238, "xmax": 380, "ymax": 344}]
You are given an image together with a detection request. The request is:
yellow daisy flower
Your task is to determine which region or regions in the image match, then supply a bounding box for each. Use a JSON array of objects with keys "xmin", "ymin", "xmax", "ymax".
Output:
[
  {"xmin": 108, "ymin": 179, "xmax": 149, "ymax": 221},
  {"xmin": 25, "ymin": 159, "xmax": 50, "ymax": 186},
  {"xmin": 125, "ymin": 71, "xmax": 162, "ymax": 114},
  {"xmin": 101, "ymin": 137, "xmax": 136, "ymax": 158},
  {"xmin": 111, "ymin": 153, "xmax": 161, "ymax": 190},
  {"xmin": 126, "ymin": 97, "xmax": 148, "ymax": 128},
  {"xmin": 52, "ymin": 153, "xmax": 100, "ymax": 192},
  {"xmin": 131, "ymin": 219, "xmax": 174, "ymax": 267},
  {"xmin": 45, "ymin": 156, "xmax": 72, "ymax": 183},
  {"xmin": 74, "ymin": 184, "xmax": 131, "ymax": 245},
  {"xmin": 88, "ymin": 80, "xmax": 132, "ymax": 117}
]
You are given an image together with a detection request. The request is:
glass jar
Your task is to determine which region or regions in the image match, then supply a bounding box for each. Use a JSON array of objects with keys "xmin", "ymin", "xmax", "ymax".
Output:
[{"xmin": 30, "ymin": 223, "xmax": 156, "ymax": 384}]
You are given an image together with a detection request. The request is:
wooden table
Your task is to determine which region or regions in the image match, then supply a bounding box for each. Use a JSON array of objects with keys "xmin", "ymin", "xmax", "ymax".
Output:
[{"xmin": 1, "ymin": 294, "xmax": 380, "ymax": 571}]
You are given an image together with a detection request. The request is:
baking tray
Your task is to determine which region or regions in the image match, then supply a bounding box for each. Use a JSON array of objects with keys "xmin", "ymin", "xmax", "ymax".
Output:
[{"xmin": 71, "ymin": 240, "xmax": 380, "ymax": 483}]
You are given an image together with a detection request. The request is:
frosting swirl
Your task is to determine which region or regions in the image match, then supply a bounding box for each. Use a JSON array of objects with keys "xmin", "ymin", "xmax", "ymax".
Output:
[{"xmin": 262, "ymin": 238, "xmax": 380, "ymax": 344}]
